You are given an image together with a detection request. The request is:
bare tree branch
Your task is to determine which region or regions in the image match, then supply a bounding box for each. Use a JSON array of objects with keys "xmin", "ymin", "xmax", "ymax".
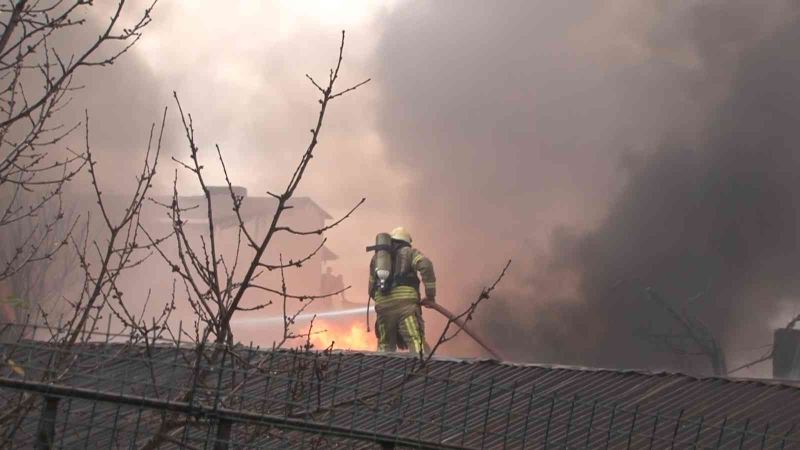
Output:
[
  {"xmin": 644, "ymin": 287, "xmax": 728, "ymax": 376},
  {"xmin": 425, "ymin": 260, "xmax": 511, "ymax": 362},
  {"xmin": 0, "ymin": 0, "xmax": 158, "ymax": 294},
  {"xmin": 275, "ymin": 197, "xmax": 365, "ymax": 236},
  {"xmin": 135, "ymin": 31, "xmax": 367, "ymax": 448}
]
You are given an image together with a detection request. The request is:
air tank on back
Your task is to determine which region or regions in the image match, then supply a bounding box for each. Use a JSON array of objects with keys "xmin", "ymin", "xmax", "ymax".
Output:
[{"xmin": 372, "ymin": 232, "xmax": 392, "ymax": 292}]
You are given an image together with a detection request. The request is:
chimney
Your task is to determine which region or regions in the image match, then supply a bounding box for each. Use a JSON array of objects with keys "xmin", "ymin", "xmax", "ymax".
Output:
[{"xmin": 773, "ymin": 328, "xmax": 800, "ymax": 380}]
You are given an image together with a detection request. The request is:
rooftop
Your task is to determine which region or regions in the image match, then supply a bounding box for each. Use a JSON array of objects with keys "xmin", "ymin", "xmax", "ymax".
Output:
[{"xmin": 2, "ymin": 331, "xmax": 799, "ymax": 449}]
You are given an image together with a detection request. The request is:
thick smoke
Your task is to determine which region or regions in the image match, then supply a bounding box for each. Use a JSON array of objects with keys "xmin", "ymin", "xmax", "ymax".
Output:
[
  {"xmin": 1, "ymin": 3, "xmax": 377, "ymax": 326},
  {"xmin": 24, "ymin": 1, "xmax": 800, "ymax": 370},
  {"xmin": 64, "ymin": 2, "xmax": 406, "ymax": 301},
  {"xmin": 374, "ymin": 0, "xmax": 800, "ymax": 373}
]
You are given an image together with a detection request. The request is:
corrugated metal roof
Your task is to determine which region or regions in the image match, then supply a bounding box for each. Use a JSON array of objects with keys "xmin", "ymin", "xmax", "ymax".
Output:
[{"xmin": 2, "ymin": 341, "xmax": 799, "ymax": 449}]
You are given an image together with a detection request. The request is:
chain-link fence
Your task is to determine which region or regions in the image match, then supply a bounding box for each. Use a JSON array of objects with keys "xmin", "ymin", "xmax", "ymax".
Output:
[{"xmin": 1, "ymin": 321, "xmax": 799, "ymax": 449}]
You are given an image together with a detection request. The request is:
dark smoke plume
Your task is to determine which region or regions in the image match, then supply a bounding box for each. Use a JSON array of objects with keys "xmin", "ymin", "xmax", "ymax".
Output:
[
  {"xmin": 512, "ymin": 12, "xmax": 800, "ymax": 372},
  {"xmin": 374, "ymin": 1, "xmax": 800, "ymax": 373}
]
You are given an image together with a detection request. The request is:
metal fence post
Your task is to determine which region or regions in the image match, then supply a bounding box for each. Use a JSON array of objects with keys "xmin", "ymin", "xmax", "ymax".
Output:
[
  {"xmin": 648, "ymin": 410, "xmax": 661, "ymax": 450},
  {"xmin": 563, "ymin": 395, "xmax": 577, "ymax": 449},
  {"xmin": 693, "ymin": 416, "xmax": 706, "ymax": 449},
  {"xmin": 605, "ymin": 403, "xmax": 619, "ymax": 450},
  {"xmin": 584, "ymin": 399, "xmax": 598, "ymax": 448},
  {"xmin": 780, "ymin": 422, "xmax": 796, "ymax": 450},
  {"xmin": 670, "ymin": 409, "xmax": 685, "ymax": 450},
  {"xmin": 35, "ymin": 395, "xmax": 60, "ymax": 450},
  {"xmin": 715, "ymin": 416, "xmax": 729, "ymax": 448},
  {"xmin": 501, "ymin": 379, "xmax": 518, "ymax": 449},
  {"xmin": 214, "ymin": 419, "xmax": 233, "ymax": 450},
  {"xmin": 542, "ymin": 396, "xmax": 556, "ymax": 449},
  {"xmin": 480, "ymin": 376, "xmax": 496, "ymax": 449},
  {"xmin": 760, "ymin": 423, "xmax": 770, "ymax": 450},
  {"xmin": 626, "ymin": 405, "xmax": 640, "ymax": 449},
  {"xmin": 213, "ymin": 347, "xmax": 231, "ymax": 450},
  {"xmin": 520, "ymin": 386, "xmax": 536, "ymax": 449},
  {"xmin": 738, "ymin": 418, "xmax": 751, "ymax": 449}
]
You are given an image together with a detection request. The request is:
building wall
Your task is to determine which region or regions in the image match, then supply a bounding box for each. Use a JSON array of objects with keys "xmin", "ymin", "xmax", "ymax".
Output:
[{"xmin": 36, "ymin": 191, "xmax": 335, "ymax": 340}]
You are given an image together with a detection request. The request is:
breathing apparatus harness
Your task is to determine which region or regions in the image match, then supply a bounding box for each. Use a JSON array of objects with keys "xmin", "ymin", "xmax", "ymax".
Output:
[{"xmin": 366, "ymin": 233, "xmax": 420, "ymax": 296}]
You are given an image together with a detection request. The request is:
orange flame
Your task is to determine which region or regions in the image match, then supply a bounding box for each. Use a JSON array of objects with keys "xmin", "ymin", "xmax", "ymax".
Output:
[{"xmin": 312, "ymin": 320, "xmax": 375, "ymax": 351}]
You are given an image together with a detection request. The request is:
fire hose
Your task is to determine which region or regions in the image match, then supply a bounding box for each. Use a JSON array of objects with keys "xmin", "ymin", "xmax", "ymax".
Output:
[
  {"xmin": 420, "ymin": 300, "xmax": 503, "ymax": 360},
  {"xmin": 232, "ymin": 298, "xmax": 503, "ymax": 360},
  {"xmin": 367, "ymin": 298, "xmax": 502, "ymax": 360}
]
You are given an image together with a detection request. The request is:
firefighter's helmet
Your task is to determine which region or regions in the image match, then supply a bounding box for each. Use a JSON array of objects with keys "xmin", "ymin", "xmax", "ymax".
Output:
[{"xmin": 390, "ymin": 226, "xmax": 412, "ymax": 243}]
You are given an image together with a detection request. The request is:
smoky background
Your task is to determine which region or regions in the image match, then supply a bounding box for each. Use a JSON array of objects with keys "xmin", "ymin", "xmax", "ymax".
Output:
[
  {"xmin": 372, "ymin": 0, "xmax": 800, "ymax": 375},
  {"xmin": 11, "ymin": 0, "xmax": 800, "ymax": 375}
]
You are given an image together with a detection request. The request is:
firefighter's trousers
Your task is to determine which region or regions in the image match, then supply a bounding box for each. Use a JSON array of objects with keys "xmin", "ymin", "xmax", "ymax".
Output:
[{"xmin": 374, "ymin": 297, "xmax": 430, "ymax": 356}]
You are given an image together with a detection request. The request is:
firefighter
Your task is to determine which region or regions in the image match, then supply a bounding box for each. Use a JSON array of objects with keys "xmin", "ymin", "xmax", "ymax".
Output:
[{"xmin": 368, "ymin": 226, "xmax": 436, "ymax": 356}]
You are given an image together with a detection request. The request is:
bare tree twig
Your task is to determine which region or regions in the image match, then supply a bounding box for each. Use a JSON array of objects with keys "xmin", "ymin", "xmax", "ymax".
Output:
[
  {"xmin": 728, "ymin": 350, "xmax": 774, "ymax": 375},
  {"xmin": 275, "ymin": 197, "xmax": 365, "ymax": 236},
  {"xmin": 425, "ymin": 260, "xmax": 511, "ymax": 362},
  {"xmin": 644, "ymin": 287, "xmax": 728, "ymax": 376},
  {"xmin": 135, "ymin": 30, "xmax": 366, "ymax": 449}
]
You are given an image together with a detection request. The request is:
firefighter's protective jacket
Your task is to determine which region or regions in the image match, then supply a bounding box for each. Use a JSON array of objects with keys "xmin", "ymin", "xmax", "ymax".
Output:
[
  {"xmin": 368, "ymin": 244, "xmax": 436, "ymax": 303},
  {"xmin": 369, "ymin": 242, "xmax": 436, "ymax": 354}
]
